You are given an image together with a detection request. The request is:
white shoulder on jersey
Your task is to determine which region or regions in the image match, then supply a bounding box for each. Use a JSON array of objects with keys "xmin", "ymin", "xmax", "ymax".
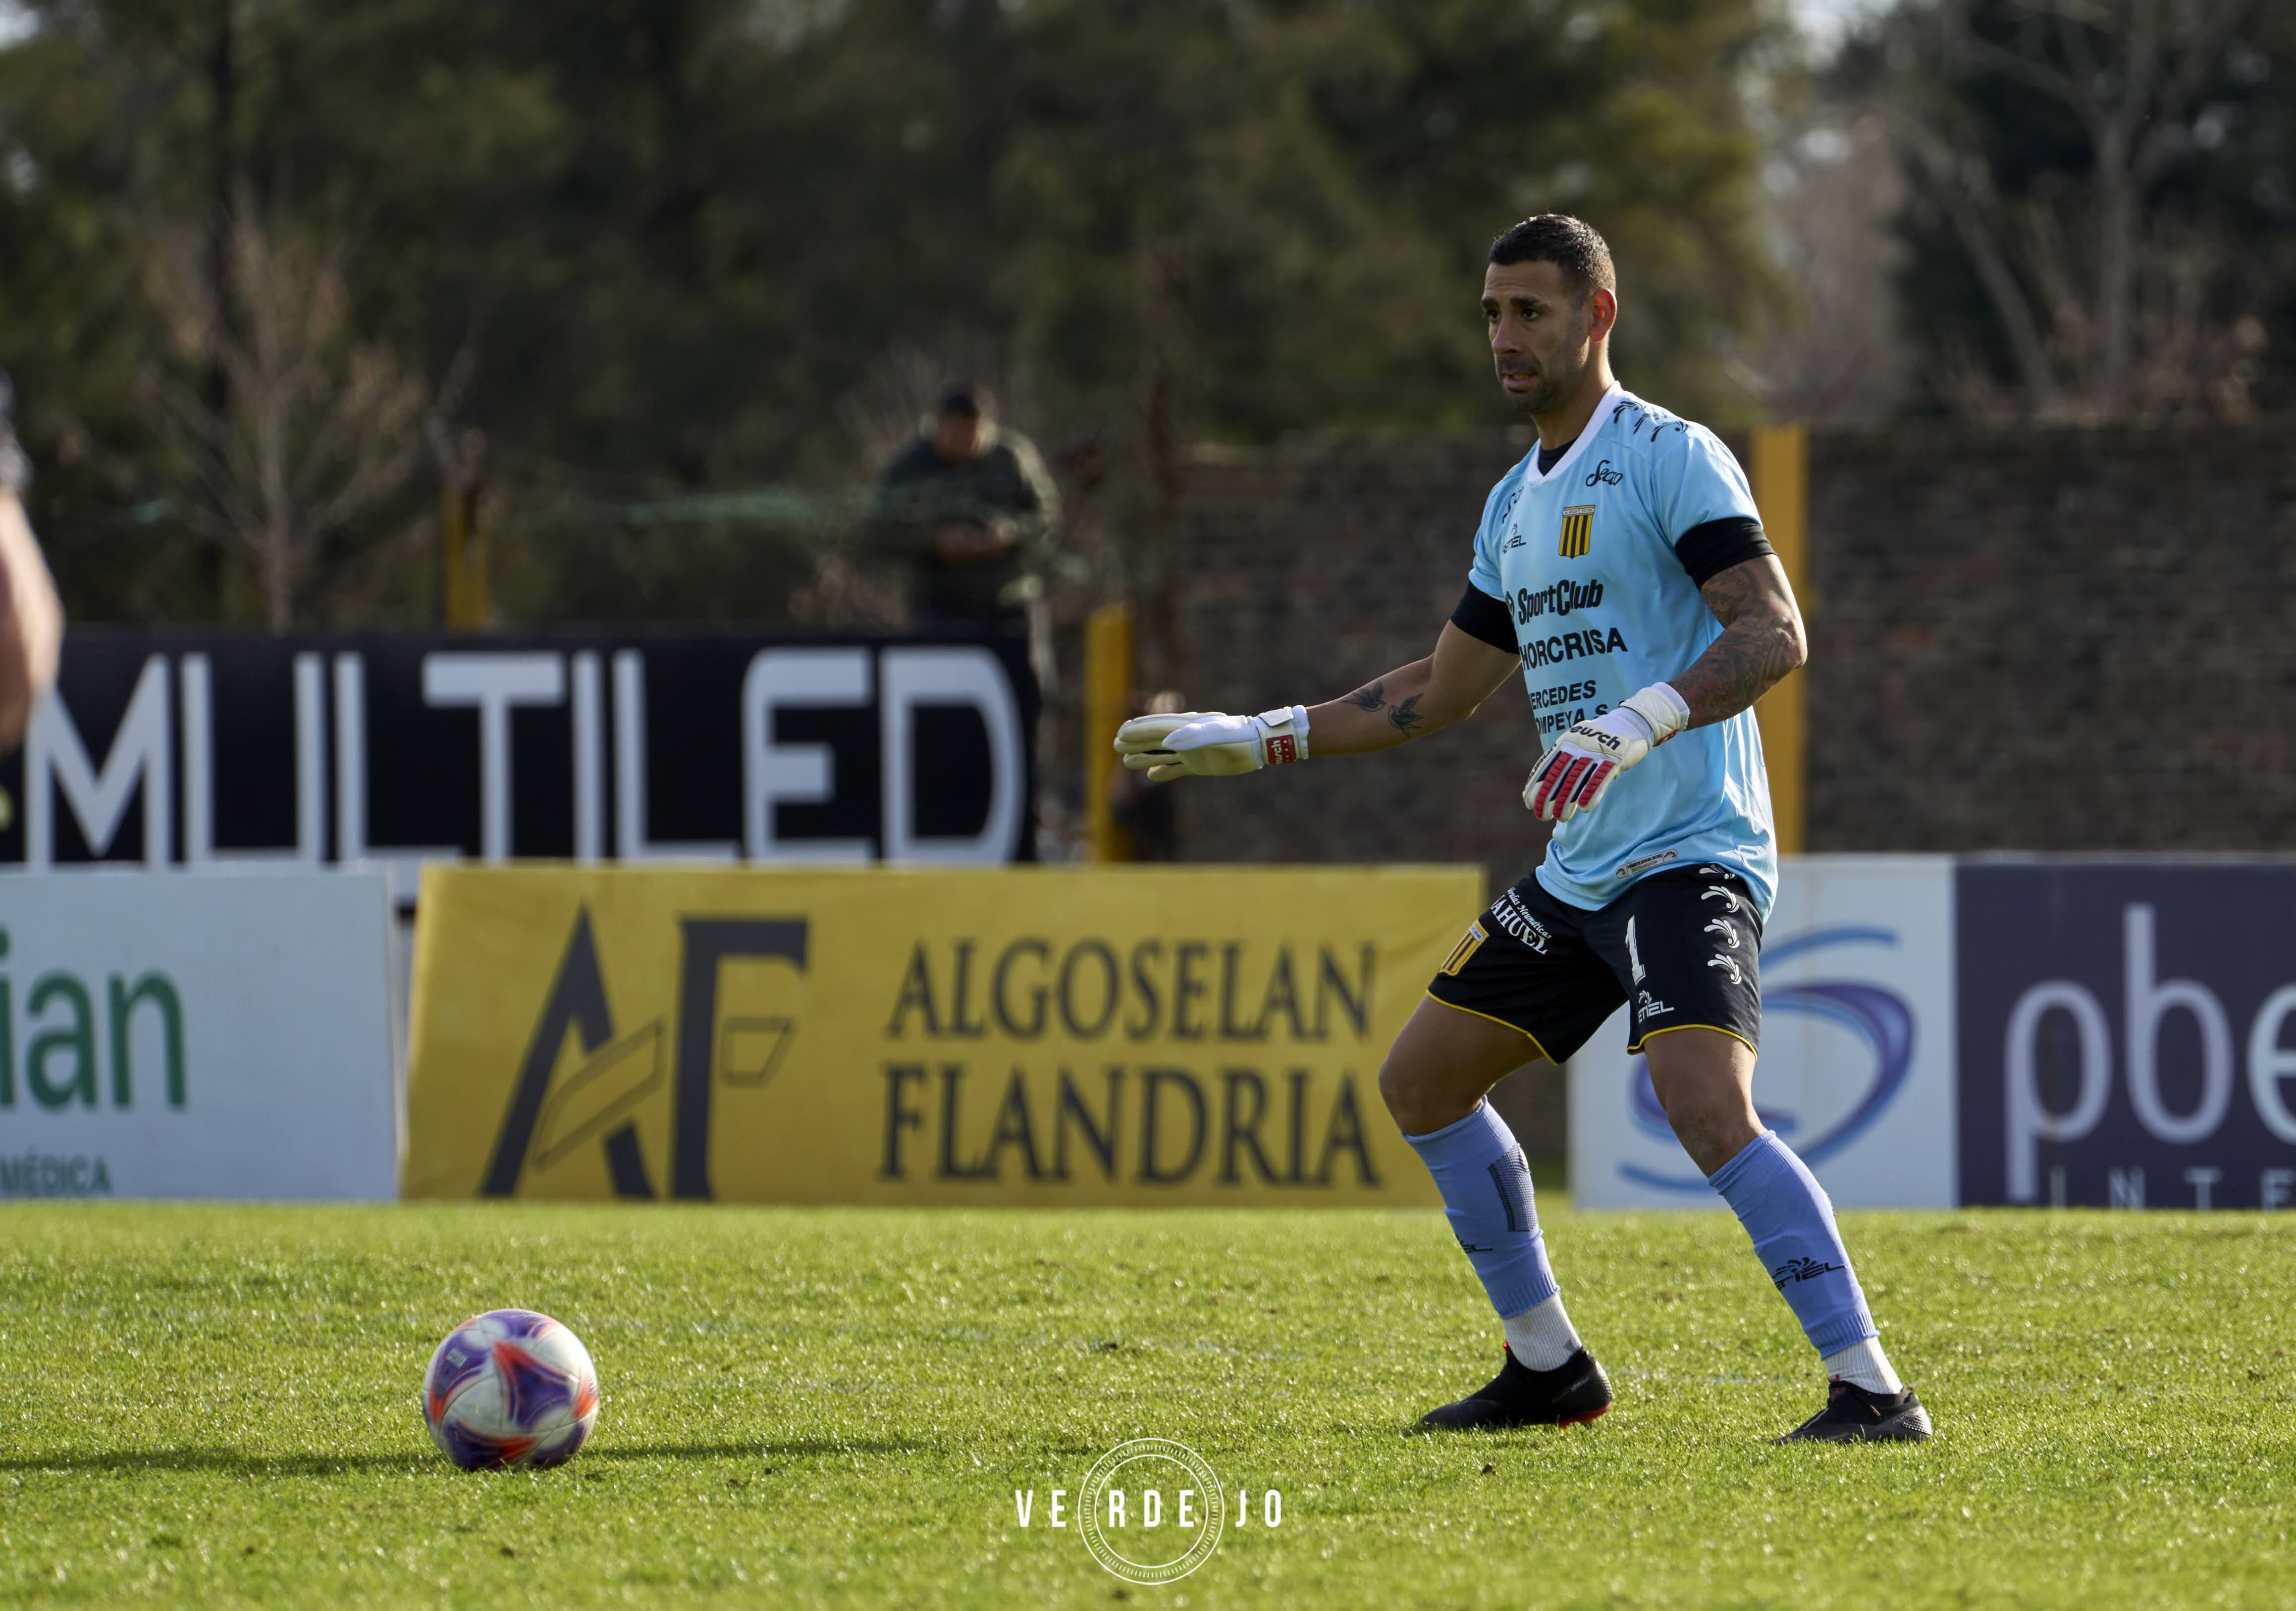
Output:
[
  {"xmin": 1599, "ymin": 393, "xmax": 1703, "ymax": 461},
  {"xmin": 1599, "ymin": 394, "xmax": 1752, "ymax": 520}
]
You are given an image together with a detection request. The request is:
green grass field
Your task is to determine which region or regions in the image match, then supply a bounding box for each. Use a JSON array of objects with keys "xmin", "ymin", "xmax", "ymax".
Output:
[{"xmin": 1, "ymin": 1201, "xmax": 2290, "ymax": 1610}]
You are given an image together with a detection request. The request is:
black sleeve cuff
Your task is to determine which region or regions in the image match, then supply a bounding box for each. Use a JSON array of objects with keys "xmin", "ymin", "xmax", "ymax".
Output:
[
  {"xmin": 1450, "ymin": 582, "xmax": 1517, "ymax": 653},
  {"xmin": 1674, "ymin": 516, "xmax": 1774, "ymax": 588}
]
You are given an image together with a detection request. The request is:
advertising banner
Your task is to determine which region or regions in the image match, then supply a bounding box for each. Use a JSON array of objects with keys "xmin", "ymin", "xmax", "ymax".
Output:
[
  {"xmin": 404, "ymin": 865, "xmax": 1479, "ymax": 1206},
  {"xmin": 0, "ymin": 871, "xmax": 397, "ymax": 1198},
  {"xmin": 1570, "ymin": 857, "xmax": 1958, "ymax": 1209},
  {"xmin": 1956, "ymin": 859, "xmax": 2296, "ymax": 1209},
  {"xmin": 0, "ymin": 627, "xmax": 1038, "ymax": 895}
]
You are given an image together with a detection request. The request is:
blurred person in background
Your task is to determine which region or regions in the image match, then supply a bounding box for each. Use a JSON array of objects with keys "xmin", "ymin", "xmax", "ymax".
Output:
[
  {"xmin": 0, "ymin": 372, "xmax": 63, "ymax": 760},
  {"xmin": 864, "ymin": 385, "xmax": 1059, "ymax": 630}
]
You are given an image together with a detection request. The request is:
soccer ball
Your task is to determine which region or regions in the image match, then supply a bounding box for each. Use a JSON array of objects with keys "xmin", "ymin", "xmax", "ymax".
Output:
[{"xmin": 423, "ymin": 1308, "xmax": 600, "ymax": 1470}]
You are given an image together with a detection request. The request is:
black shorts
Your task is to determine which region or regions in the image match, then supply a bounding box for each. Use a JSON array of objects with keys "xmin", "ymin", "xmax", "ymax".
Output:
[{"xmin": 1424, "ymin": 864, "xmax": 1763, "ymax": 1063}]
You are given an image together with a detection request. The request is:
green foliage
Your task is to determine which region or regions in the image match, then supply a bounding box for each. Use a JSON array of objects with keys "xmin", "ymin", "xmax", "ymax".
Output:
[
  {"xmin": 1, "ymin": 1201, "xmax": 2292, "ymax": 1607},
  {"xmin": 0, "ymin": 0, "xmax": 1790, "ymax": 625}
]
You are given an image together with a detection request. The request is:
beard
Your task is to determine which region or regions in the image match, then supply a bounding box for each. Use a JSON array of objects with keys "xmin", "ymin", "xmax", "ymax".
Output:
[{"xmin": 1499, "ymin": 325, "xmax": 1590, "ymax": 414}]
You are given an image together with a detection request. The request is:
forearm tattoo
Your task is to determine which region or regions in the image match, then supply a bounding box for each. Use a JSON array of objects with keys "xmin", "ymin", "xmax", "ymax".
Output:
[
  {"xmin": 1344, "ymin": 680, "xmax": 1385, "ymax": 714},
  {"xmin": 1672, "ymin": 559, "xmax": 1805, "ymax": 728},
  {"xmin": 1386, "ymin": 694, "xmax": 1424, "ymax": 735}
]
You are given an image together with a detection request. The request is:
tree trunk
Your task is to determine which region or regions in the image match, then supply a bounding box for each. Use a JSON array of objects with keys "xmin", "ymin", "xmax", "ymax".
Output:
[
  {"xmin": 1126, "ymin": 239, "xmax": 1194, "ymax": 690},
  {"xmin": 258, "ymin": 377, "xmax": 294, "ymax": 630},
  {"xmin": 203, "ymin": 0, "xmax": 235, "ymax": 616},
  {"xmin": 2093, "ymin": 152, "xmax": 2136, "ymax": 419}
]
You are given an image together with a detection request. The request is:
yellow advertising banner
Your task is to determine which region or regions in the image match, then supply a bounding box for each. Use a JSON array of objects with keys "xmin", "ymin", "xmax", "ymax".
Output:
[{"xmin": 404, "ymin": 865, "xmax": 1481, "ymax": 1206}]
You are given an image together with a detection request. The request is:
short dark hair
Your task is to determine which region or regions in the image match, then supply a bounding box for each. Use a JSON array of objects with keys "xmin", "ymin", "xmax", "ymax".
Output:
[
  {"xmin": 1488, "ymin": 214, "xmax": 1615, "ymax": 302},
  {"xmin": 938, "ymin": 384, "xmax": 986, "ymax": 419}
]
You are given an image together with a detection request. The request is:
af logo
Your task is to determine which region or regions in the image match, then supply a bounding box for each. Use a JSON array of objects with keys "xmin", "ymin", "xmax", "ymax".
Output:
[{"xmin": 482, "ymin": 907, "xmax": 807, "ymax": 1200}]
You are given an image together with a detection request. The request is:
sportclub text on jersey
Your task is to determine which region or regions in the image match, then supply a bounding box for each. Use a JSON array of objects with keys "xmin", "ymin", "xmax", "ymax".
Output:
[{"xmin": 1465, "ymin": 384, "xmax": 1778, "ymax": 919}]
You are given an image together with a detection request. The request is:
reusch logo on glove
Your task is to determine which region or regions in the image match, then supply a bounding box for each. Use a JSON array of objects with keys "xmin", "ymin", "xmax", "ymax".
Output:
[{"xmin": 1264, "ymin": 734, "xmax": 1297, "ymax": 765}]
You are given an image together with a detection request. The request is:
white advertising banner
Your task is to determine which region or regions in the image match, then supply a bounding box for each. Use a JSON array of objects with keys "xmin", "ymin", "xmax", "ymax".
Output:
[
  {"xmin": 1570, "ymin": 856, "xmax": 1957, "ymax": 1209},
  {"xmin": 0, "ymin": 871, "xmax": 396, "ymax": 1199}
]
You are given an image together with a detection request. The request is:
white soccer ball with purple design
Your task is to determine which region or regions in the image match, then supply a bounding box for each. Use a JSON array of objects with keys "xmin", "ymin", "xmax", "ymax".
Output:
[{"xmin": 423, "ymin": 1308, "xmax": 600, "ymax": 1470}]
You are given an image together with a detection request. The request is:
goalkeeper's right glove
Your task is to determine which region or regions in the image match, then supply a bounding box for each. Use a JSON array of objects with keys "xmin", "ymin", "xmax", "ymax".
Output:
[
  {"xmin": 1522, "ymin": 682, "xmax": 1689, "ymax": 822},
  {"xmin": 1114, "ymin": 706, "xmax": 1310, "ymax": 783}
]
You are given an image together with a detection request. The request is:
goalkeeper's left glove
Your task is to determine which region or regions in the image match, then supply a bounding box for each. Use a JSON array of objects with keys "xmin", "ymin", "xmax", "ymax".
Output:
[
  {"xmin": 1115, "ymin": 706, "xmax": 1310, "ymax": 783},
  {"xmin": 1523, "ymin": 682, "xmax": 1690, "ymax": 822}
]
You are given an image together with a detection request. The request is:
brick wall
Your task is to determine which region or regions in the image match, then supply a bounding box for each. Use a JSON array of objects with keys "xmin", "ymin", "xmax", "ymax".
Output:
[
  {"xmin": 1165, "ymin": 419, "xmax": 2296, "ymax": 1153},
  {"xmin": 1166, "ymin": 431, "xmax": 1555, "ymax": 889},
  {"xmin": 1803, "ymin": 424, "xmax": 2296, "ymax": 851}
]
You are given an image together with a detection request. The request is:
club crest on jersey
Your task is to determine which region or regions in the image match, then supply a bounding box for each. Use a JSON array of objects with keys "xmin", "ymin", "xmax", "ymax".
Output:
[{"xmin": 1558, "ymin": 505, "xmax": 1595, "ymax": 558}]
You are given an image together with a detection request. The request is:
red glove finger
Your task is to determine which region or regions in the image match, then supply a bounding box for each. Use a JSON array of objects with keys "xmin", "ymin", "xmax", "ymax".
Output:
[
  {"xmin": 1525, "ymin": 751, "xmax": 1569, "ymax": 819},
  {"xmin": 1571, "ymin": 758, "xmax": 1617, "ymax": 813},
  {"xmin": 1533, "ymin": 752, "xmax": 1595, "ymax": 820}
]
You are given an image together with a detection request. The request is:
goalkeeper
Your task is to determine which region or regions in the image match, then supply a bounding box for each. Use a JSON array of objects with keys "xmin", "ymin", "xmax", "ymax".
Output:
[{"xmin": 1117, "ymin": 215, "xmax": 1926, "ymax": 1445}]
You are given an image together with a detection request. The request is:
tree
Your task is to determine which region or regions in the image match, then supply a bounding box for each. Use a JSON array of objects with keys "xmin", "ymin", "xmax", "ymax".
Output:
[
  {"xmin": 0, "ymin": 0, "xmax": 1796, "ymax": 629},
  {"xmin": 139, "ymin": 187, "xmax": 465, "ymax": 626},
  {"xmin": 1877, "ymin": 0, "xmax": 2290, "ymax": 420}
]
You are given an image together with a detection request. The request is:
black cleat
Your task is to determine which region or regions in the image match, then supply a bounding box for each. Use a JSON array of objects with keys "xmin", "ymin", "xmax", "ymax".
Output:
[
  {"xmin": 1416, "ymin": 1345, "xmax": 1613, "ymax": 1432},
  {"xmin": 1777, "ymin": 1378, "xmax": 1933, "ymax": 1443}
]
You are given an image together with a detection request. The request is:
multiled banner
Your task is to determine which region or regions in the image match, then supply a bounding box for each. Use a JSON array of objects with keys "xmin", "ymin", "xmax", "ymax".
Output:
[
  {"xmin": 1956, "ymin": 860, "xmax": 2296, "ymax": 1209},
  {"xmin": 402, "ymin": 865, "xmax": 1477, "ymax": 1206},
  {"xmin": 0, "ymin": 627, "xmax": 1037, "ymax": 896},
  {"xmin": 1570, "ymin": 857, "xmax": 1959, "ymax": 1210},
  {"xmin": 0, "ymin": 871, "xmax": 397, "ymax": 1199}
]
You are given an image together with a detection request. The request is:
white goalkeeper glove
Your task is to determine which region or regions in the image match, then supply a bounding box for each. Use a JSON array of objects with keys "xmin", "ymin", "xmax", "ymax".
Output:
[
  {"xmin": 1523, "ymin": 682, "xmax": 1690, "ymax": 822},
  {"xmin": 1114, "ymin": 706, "xmax": 1310, "ymax": 783}
]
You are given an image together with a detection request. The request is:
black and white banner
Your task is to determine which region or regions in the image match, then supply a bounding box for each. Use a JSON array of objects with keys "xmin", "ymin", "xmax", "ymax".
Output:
[{"xmin": 0, "ymin": 628, "xmax": 1037, "ymax": 895}]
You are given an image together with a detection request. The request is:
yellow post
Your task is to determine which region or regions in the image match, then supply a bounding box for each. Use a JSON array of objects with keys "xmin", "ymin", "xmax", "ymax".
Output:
[
  {"xmin": 440, "ymin": 428, "xmax": 491, "ymax": 628},
  {"xmin": 1749, "ymin": 423, "xmax": 1809, "ymax": 857},
  {"xmin": 1083, "ymin": 602, "xmax": 1136, "ymax": 863}
]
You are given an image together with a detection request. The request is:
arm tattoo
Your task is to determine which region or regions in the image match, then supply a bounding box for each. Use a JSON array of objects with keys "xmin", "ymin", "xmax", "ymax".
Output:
[
  {"xmin": 1386, "ymin": 694, "xmax": 1424, "ymax": 735},
  {"xmin": 1670, "ymin": 558, "xmax": 1807, "ymax": 728},
  {"xmin": 1344, "ymin": 679, "xmax": 1386, "ymax": 714}
]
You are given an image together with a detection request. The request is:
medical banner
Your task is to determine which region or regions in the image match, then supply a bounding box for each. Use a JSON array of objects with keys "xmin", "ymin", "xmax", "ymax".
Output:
[
  {"xmin": 404, "ymin": 865, "xmax": 1479, "ymax": 1206},
  {"xmin": 1570, "ymin": 857, "xmax": 1959, "ymax": 1209},
  {"xmin": 0, "ymin": 871, "xmax": 397, "ymax": 1198},
  {"xmin": 1955, "ymin": 859, "xmax": 2296, "ymax": 1209}
]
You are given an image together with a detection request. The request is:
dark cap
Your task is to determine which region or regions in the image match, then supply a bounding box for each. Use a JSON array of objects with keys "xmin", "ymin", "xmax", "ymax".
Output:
[{"xmin": 937, "ymin": 384, "xmax": 984, "ymax": 418}]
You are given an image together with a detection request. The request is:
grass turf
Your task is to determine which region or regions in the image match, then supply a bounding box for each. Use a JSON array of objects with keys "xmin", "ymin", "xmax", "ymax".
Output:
[{"xmin": 0, "ymin": 1202, "xmax": 2289, "ymax": 1610}]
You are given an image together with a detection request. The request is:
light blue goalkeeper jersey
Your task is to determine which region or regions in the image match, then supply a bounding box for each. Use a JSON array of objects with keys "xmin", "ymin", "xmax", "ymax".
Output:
[{"xmin": 1467, "ymin": 384, "xmax": 1778, "ymax": 919}]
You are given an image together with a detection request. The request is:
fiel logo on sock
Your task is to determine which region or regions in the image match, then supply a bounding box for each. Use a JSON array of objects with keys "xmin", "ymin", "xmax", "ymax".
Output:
[
  {"xmin": 1769, "ymin": 1255, "xmax": 1846, "ymax": 1288},
  {"xmin": 1011, "ymin": 1437, "xmax": 1284, "ymax": 1586}
]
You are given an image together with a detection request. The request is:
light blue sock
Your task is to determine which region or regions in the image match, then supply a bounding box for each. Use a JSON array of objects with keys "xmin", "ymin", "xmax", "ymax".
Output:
[
  {"xmin": 1404, "ymin": 1101, "xmax": 1557, "ymax": 1320},
  {"xmin": 1708, "ymin": 1130, "xmax": 1876, "ymax": 1356}
]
